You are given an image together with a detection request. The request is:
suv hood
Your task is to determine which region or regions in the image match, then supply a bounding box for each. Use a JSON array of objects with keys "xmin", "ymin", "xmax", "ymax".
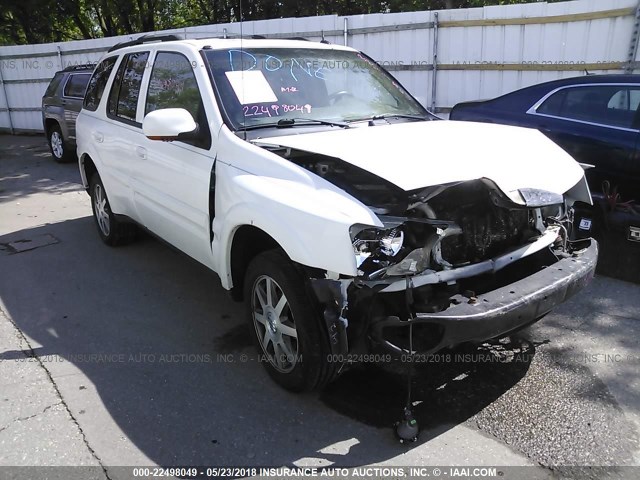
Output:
[{"xmin": 255, "ymin": 120, "xmax": 587, "ymax": 203}]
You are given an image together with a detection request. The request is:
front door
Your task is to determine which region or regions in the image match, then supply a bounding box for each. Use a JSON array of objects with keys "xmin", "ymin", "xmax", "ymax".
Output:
[{"xmin": 132, "ymin": 50, "xmax": 217, "ymax": 269}]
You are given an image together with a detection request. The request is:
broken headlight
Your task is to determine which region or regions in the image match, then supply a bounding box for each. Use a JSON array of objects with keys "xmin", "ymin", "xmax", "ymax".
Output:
[
  {"xmin": 350, "ymin": 225, "xmax": 404, "ymax": 270},
  {"xmin": 350, "ymin": 220, "xmax": 462, "ymax": 279}
]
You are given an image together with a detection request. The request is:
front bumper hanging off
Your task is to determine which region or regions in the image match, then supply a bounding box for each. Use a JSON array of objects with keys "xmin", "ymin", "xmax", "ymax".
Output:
[{"xmin": 371, "ymin": 239, "xmax": 598, "ymax": 354}]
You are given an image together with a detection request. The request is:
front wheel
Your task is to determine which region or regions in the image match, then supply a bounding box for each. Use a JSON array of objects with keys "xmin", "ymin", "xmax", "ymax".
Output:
[
  {"xmin": 244, "ymin": 250, "xmax": 337, "ymax": 392},
  {"xmin": 89, "ymin": 173, "xmax": 138, "ymax": 246}
]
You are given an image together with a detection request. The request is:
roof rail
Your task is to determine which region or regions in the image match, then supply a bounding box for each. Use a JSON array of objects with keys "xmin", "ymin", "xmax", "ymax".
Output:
[
  {"xmin": 107, "ymin": 34, "xmax": 182, "ymax": 53},
  {"xmin": 62, "ymin": 64, "xmax": 96, "ymax": 72}
]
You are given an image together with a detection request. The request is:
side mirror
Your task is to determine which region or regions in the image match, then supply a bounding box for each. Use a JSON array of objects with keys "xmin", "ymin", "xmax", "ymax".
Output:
[{"xmin": 142, "ymin": 108, "xmax": 197, "ymax": 141}]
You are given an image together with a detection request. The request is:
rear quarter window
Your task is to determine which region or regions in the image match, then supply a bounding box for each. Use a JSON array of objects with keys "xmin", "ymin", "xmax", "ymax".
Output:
[
  {"xmin": 536, "ymin": 89, "xmax": 567, "ymax": 116},
  {"xmin": 44, "ymin": 73, "xmax": 64, "ymax": 97}
]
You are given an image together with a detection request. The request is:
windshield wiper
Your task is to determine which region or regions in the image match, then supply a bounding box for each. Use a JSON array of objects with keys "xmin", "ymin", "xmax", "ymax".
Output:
[
  {"xmin": 370, "ymin": 113, "xmax": 430, "ymax": 121},
  {"xmin": 240, "ymin": 117, "xmax": 350, "ymax": 131},
  {"xmin": 278, "ymin": 117, "xmax": 350, "ymax": 128}
]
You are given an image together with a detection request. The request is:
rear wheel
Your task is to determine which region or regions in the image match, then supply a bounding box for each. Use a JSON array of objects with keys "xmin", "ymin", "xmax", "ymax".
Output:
[
  {"xmin": 47, "ymin": 124, "xmax": 73, "ymax": 163},
  {"xmin": 244, "ymin": 250, "xmax": 337, "ymax": 392},
  {"xmin": 90, "ymin": 173, "xmax": 138, "ymax": 246}
]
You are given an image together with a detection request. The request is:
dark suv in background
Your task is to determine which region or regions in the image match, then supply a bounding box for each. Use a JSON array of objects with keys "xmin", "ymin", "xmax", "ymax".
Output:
[{"xmin": 42, "ymin": 65, "xmax": 93, "ymax": 162}]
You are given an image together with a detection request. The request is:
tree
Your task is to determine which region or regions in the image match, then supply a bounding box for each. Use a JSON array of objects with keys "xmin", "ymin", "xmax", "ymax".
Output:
[{"xmin": 0, "ymin": 0, "xmax": 572, "ymax": 45}]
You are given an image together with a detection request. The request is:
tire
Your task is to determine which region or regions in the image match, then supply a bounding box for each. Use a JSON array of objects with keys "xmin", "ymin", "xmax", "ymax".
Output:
[
  {"xmin": 89, "ymin": 173, "xmax": 138, "ymax": 246},
  {"xmin": 47, "ymin": 123, "xmax": 73, "ymax": 163},
  {"xmin": 244, "ymin": 250, "xmax": 337, "ymax": 392}
]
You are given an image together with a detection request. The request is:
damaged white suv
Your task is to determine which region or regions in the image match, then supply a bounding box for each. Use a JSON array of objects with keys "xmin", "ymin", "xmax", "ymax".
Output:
[{"xmin": 77, "ymin": 34, "xmax": 598, "ymax": 392}]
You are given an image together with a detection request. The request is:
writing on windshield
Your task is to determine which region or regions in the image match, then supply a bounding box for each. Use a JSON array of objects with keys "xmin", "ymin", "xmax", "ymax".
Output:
[{"xmin": 205, "ymin": 47, "xmax": 426, "ymax": 129}]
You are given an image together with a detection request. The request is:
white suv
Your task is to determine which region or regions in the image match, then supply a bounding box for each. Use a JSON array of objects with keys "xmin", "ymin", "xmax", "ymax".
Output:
[{"xmin": 76, "ymin": 34, "xmax": 598, "ymax": 392}]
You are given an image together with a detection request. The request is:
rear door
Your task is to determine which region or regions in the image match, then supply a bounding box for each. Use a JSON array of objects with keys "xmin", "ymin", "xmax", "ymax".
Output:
[
  {"xmin": 99, "ymin": 51, "xmax": 150, "ymax": 219},
  {"xmin": 61, "ymin": 73, "xmax": 91, "ymax": 142},
  {"xmin": 132, "ymin": 49, "xmax": 217, "ymax": 268}
]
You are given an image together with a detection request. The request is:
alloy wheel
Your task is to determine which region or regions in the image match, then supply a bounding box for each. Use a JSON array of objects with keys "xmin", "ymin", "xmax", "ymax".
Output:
[
  {"xmin": 93, "ymin": 184, "xmax": 111, "ymax": 237},
  {"xmin": 251, "ymin": 275, "xmax": 299, "ymax": 373},
  {"xmin": 50, "ymin": 131, "xmax": 63, "ymax": 159}
]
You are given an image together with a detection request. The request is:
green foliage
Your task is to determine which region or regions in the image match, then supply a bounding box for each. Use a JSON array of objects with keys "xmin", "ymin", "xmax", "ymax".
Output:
[{"xmin": 0, "ymin": 0, "xmax": 572, "ymax": 46}]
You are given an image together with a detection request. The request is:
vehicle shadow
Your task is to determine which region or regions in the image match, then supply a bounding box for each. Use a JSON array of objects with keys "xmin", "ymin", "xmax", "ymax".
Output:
[
  {"xmin": 320, "ymin": 337, "xmax": 534, "ymax": 437},
  {"xmin": 0, "ymin": 217, "xmax": 533, "ymax": 467},
  {"xmin": 0, "ymin": 136, "xmax": 82, "ymax": 204}
]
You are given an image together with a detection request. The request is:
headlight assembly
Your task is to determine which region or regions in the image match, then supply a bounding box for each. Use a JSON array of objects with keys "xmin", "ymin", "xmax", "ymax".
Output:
[
  {"xmin": 350, "ymin": 225, "xmax": 404, "ymax": 269},
  {"xmin": 350, "ymin": 220, "xmax": 461, "ymax": 279}
]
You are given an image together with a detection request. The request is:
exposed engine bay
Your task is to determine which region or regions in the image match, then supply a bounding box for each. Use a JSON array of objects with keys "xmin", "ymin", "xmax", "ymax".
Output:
[
  {"xmin": 350, "ymin": 180, "xmax": 545, "ymax": 279},
  {"xmin": 267, "ymin": 147, "xmax": 572, "ymax": 282}
]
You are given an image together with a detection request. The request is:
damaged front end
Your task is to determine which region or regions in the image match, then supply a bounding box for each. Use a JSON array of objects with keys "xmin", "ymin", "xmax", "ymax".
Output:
[
  {"xmin": 258, "ymin": 144, "xmax": 597, "ymax": 359},
  {"xmin": 310, "ymin": 177, "xmax": 597, "ymax": 358}
]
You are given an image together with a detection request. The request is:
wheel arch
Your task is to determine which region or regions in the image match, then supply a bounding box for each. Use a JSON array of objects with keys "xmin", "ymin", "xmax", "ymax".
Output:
[
  {"xmin": 44, "ymin": 118, "xmax": 60, "ymax": 136},
  {"xmin": 228, "ymin": 225, "xmax": 283, "ymax": 301},
  {"xmin": 79, "ymin": 153, "xmax": 98, "ymax": 190}
]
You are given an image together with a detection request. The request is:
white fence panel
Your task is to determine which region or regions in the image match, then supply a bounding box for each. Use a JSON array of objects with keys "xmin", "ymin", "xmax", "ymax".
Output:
[
  {"xmin": 0, "ymin": 0, "xmax": 639, "ymax": 132},
  {"xmin": 346, "ymin": 10, "xmax": 436, "ymax": 106},
  {"xmin": 434, "ymin": 0, "xmax": 639, "ymax": 109}
]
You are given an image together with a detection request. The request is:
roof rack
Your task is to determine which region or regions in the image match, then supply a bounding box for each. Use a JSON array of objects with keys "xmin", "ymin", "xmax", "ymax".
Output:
[
  {"xmin": 192, "ymin": 34, "xmax": 324, "ymax": 42},
  {"xmin": 61, "ymin": 64, "xmax": 96, "ymax": 72},
  {"xmin": 107, "ymin": 34, "xmax": 182, "ymax": 53}
]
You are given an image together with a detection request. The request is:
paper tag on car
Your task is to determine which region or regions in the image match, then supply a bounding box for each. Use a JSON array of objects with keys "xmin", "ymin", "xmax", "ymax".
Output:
[
  {"xmin": 225, "ymin": 70, "xmax": 278, "ymax": 104},
  {"xmin": 578, "ymin": 218, "xmax": 592, "ymax": 231}
]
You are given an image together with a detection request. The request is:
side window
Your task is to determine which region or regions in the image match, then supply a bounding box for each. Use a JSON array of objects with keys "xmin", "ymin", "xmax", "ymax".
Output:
[
  {"xmin": 63, "ymin": 74, "xmax": 90, "ymax": 98},
  {"xmin": 606, "ymin": 88, "xmax": 640, "ymax": 112},
  {"xmin": 45, "ymin": 72, "xmax": 65, "ymax": 97},
  {"xmin": 537, "ymin": 86, "xmax": 640, "ymax": 129},
  {"xmin": 607, "ymin": 90, "xmax": 628, "ymax": 110},
  {"xmin": 107, "ymin": 51, "xmax": 149, "ymax": 123},
  {"xmin": 145, "ymin": 52, "xmax": 200, "ymax": 118},
  {"xmin": 84, "ymin": 57, "xmax": 117, "ymax": 111},
  {"xmin": 561, "ymin": 88, "xmax": 603, "ymax": 123},
  {"xmin": 145, "ymin": 52, "xmax": 211, "ymax": 149},
  {"xmin": 630, "ymin": 90, "xmax": 640, "ymax": 112},
  {"xmin": 604, "ymin": 88, "xmax": 640, "ymax": 128},
  {"xmin": 536, "ymin": 90, "xmax": 566, "ymax": 116}
]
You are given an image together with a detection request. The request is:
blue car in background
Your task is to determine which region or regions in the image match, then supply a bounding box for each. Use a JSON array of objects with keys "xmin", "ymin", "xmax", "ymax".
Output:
[
  {"xmin": 451, "ymin": 74, "xmax": 640, "ymax": 204},
  {"xmin": 450, "ymin": 74, "xmax": 640, "ymax": 280}
]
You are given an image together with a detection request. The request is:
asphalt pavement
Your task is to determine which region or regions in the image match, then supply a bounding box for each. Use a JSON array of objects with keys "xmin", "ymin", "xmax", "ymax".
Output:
[{"xmin": 0, "ymin": 134, "xmax": 639, "ymax": 479}]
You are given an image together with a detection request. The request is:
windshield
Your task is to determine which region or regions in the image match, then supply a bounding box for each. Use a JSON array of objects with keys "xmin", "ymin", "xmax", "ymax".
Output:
[{"xmin": 204, "ymin": 47, "xmax": 430, "ymax": 130}]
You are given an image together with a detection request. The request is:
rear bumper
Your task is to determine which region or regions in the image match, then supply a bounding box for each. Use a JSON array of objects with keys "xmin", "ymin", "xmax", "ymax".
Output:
[{"xmin": 371, "ymin": 239, "xmax": 598, "ymax": 354}]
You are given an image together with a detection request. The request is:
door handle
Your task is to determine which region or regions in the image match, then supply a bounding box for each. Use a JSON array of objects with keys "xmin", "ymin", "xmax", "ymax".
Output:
[
  {"xmin": 92, "ymin": 131, "xmax": 104, "ymax": 143},
  {"xmin": 136, "ymin": 146, "xmax": 147, "ymax": 159}
]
